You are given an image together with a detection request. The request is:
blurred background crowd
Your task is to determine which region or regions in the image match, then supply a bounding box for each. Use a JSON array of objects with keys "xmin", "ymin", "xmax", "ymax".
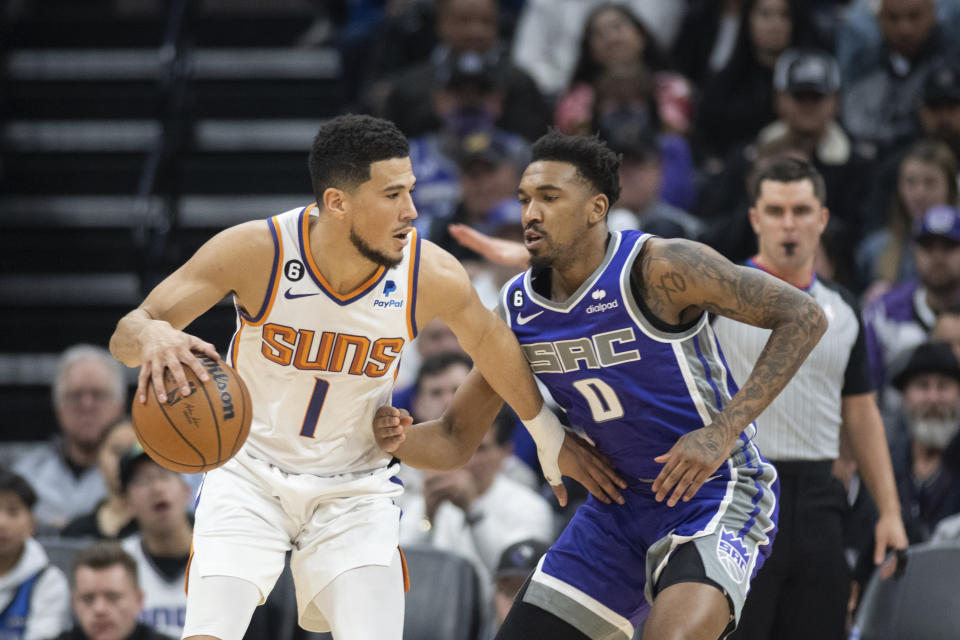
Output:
[{"xmin": 2, "ymin": 0, "xmax": 960, "ymax": 639}]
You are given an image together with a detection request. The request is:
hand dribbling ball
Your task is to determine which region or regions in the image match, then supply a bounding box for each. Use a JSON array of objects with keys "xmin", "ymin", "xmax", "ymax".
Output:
[{"xmin": 131, "ymin": 355, "xmax": 252, "ymax": 473}]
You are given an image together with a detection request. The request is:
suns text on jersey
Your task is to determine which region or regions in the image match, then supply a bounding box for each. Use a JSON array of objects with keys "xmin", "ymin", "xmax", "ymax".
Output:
[
  {"xmin": 259, "ymin": 323, "xmax": 404, "ymax": 377},
  {"xmin": 520, "ymin": 327, "xmax": 641, "ymax": 374}
]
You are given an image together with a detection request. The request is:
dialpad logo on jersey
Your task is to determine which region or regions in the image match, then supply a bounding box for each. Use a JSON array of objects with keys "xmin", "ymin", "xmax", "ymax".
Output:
[
  {"xmin": 586, "ymin": 291, "xmax": 619, "ymax": 314},
  {"xmin": 717, "ymin": 526, "xmax": 750, "ymax": 584}
]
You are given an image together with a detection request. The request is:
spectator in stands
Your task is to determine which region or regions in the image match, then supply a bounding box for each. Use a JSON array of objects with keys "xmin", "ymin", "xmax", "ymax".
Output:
[
  {"xmin": 115, "ymin": 445, "xmax": 191, "ymax": 640},
  {"xmin": 887, "ymin": 342, "xmax": 960, "ymax": 542},
  {"xmin": 406, "ymin": 53, "xmax": 529, "ymax": 235},
  {"xmin": 54, "ymin": 542, "xmax": 171, "ymax": 640},
  {"xmin": 409, "ymin": 352, "xmax": 474, "ymax": 424},
  {"xmin": 864, "ymin": 206, "xmax": 960, "ymax": 385},
  {"xmin": 398, "ymin": 409, "xmax": 553, "ymax": 626},
  {"xmin": 841, "ymin": 0, "xmax": 960, "ymax": 154},
  {"xmin": 602, "ymin": 128, "xmax": 704, "ymax": 239},
  {"xmin": 511, "ymin": 0, "xmax": 686, "ymax": 96},
  {"xmin": 61, "ymin": 420, "xmax": 138, "ymax": 540},
  {"xmin": 864, "ymin": 205, "xmax": 960, "ymax": 417},
  {"xmin": 382, "ymin": 0, "xmax": 549, "ymax": 141},
  {"xmin": 491, "ymin": 538, "xmax": 550, "ymax": 629},
  {"xmin": 859, "ymin": 61, "xmax": 960, "ymax": 236},
  {"xmin": 919, "ymin": 60, "xmax": 960, "ymax": 160},
  {"xmin": 428, "ymin": 131, "xmax": 527, "ymax": 262},
  {"xmin": 15, "ymin": 345, "xmax": 124, "ymax": 531},
  {"xmin": 697, "ymin": 49, "xmax": 872, "ymax": 258},
  {"xmin": 552, "ymin": 5, "xmax": 693, "ymax": 142},
  {"xmin": 0, "ymin": 471, "xmax": 71, "ymax": 640},
  {"xmin": 932, "ymin": 305, "xmax": 960, "ymax": 361},
  {"xmin": 672, "ymin": 0, "xmax": 745, "ymax": 86},
  {"xmin": 696, "ymin": 0, "xmax": 819, "ymax": 166},
  {"xmin": 857, "ymin": 139, "xmax": 958, "ymax": 298}
]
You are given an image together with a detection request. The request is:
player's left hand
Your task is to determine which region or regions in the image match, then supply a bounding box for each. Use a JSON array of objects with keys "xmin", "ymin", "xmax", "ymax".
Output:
[
  {"xmin": 556, "ymin": 431, "xmax": 627, "ymax": 506},
  {"xmin": 873, "ymin": 512, "xmax": 909, "ymax": 577},
  {"xmin": 652, "ymin": 425, "xmax": 732, "ymax": 507},
  {"xmin": 373, "ymin": 406, "xmax": 413, "ymax": 453}
]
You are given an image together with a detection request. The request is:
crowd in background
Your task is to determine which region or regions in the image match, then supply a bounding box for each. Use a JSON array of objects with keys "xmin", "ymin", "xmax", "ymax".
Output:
[{"xmin": 3, "ymin": 1, "xmax": 960, "ymax": 639}]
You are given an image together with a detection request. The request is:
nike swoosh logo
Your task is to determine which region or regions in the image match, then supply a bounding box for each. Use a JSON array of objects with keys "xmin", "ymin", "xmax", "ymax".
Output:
[
  {"xmin": 516, "ymin": 310, "xmax": 544, "ymax": 325},
  {"xmin": 284, "ymin": 287, "xmax": 319, "ymax": 300}
]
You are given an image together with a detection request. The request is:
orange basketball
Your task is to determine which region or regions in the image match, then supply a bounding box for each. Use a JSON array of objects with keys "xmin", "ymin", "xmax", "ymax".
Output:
[{"xmin": 131, "ymin": 355, "xmax": 252, "ymax": 473}]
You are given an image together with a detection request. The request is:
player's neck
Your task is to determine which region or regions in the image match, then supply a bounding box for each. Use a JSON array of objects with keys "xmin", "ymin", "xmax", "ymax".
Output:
[
  {"xmin": 550, "ymin": 231, "xmax": 610, "ymax": 301},
  {"xmin": 142, "ymin": 522, "xmax": 192, "ymax": 556},
  {"xmin": 310, "ymin": 215, "xmax": 384, "ymax": 294},
  {"xmin": 752, "ymin": 254, "xmax": 815, "ymax": 290}
]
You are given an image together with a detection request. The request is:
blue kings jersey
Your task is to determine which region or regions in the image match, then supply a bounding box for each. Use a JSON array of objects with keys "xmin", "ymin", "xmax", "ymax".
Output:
[{"xmin": 499, "ymin": 231, "xmax": 753, "ymax": 482}]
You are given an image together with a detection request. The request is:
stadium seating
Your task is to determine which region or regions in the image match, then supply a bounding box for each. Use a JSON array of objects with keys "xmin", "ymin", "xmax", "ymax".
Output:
[
  {"xmin": 1, "ymin": 2, "xmax": 343, "ymax": 439},
  {"xmin": 851, "ymin": 541, "xmax": 960, "ymax": 640}
]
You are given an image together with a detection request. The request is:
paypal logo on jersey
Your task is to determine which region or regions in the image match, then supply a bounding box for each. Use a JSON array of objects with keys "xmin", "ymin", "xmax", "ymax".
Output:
[
  {"xmin": 374, "ymin": 280, "xmax": 402, "ymax": 308},
  {"xmin": 587, "ymin": 288, "xmax": 619, "ymax": 314}
]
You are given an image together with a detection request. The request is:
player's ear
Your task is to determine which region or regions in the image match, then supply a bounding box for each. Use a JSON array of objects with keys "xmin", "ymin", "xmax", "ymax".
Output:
[
  {"xmin": 321, "ymin": 187, "xmax": 348, "ymax": 219},
  {"xmin": 589, "ymin": 194, "xmax": 609, "ymax": 225}
]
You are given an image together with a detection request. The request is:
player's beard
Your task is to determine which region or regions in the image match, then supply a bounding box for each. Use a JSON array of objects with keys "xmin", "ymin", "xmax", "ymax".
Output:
[{"xmin": 350, "ymin": 227, "xmax": 402, "ymax": 269}]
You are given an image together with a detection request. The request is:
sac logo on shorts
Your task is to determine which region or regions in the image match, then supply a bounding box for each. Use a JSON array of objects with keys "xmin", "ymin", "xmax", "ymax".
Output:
[{"xmin": 717, "ymin": 526, "xmax": 750, "ymax": 584}]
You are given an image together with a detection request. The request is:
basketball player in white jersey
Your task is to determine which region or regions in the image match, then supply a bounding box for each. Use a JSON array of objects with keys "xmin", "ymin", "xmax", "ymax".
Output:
[{"xmin": 109, "ymin": 114, "xmax": 624, "ymax": 640}]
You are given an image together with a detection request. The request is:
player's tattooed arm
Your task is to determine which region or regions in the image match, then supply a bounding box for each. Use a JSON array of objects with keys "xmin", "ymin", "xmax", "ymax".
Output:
[{"xmin": 635, "ymin": 238, "xmax": 827, "ymax": 506}]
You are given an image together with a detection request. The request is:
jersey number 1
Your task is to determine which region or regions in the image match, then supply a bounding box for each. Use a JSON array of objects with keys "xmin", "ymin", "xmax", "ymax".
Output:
[
  {"xmin": 572, "ymin": 378, "xmax": 624, "ymax": 422},
  {"xmin": 299, "ymin": 377, "xmax": 330, "ymax": 438}
]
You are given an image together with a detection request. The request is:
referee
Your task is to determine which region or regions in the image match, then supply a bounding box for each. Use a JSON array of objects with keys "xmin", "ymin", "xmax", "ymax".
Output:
[{"xmin": 714, "ymin": 159, "xmax": 909, "ymax": 640}]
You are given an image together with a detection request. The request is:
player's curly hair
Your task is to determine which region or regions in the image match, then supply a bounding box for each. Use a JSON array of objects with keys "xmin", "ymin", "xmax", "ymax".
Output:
[
  {"xmin": 308, "ymin": 114, "xmax": 410, "ymax": 204},
  {"xmin": 530, "ymin": 131, "xmax": 621, "ymax": 205}
]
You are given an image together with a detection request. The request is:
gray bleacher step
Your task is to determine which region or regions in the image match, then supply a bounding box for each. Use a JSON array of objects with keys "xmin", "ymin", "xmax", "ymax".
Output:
[
  {"xmin": 0, "ymin": 273, "xmax": 235, "ymax": 307},
  {"xmin": 4, "ymin": 119, "xmax": 326, "ymax": 153},
  {"xmin": 0, "ymin": 194, "xmax": 312, "ymax": 228},
  {"xmin": 7, "ymin": 47, "xmax": 341, "ymax": 81},
  {"xmin": 0, "ymin": 274, "xmax": 141, "ymax": 305},
  {"xmin": 3, "ymin": 120, "xmax": 161, "ymax": 152}
]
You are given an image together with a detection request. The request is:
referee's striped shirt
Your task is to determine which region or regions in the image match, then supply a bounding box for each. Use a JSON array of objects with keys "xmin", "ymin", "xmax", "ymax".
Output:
[{"xmin": 712, "ymin": 265, "xmax": 874, "ymax": 461}]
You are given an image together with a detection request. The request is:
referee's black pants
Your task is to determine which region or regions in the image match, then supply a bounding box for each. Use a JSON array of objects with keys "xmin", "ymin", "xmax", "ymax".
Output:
[{"xmin": 730, "ymin": 460, "xmax": 849, "ymax": 640}]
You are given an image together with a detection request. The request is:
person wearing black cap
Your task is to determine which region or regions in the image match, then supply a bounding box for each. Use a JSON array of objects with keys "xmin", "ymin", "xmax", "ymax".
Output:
[
  {"xmin": 864, "ymin": 205, "xmax": 960, "ymax": 414},
  {"xmin": 696, "ymin": 49, "xmax": 872, "ymax": 267},
  {"xmin": 919, "ymin": 60, "xmax": 960, "ymax": 158},
  {"xmin": 887, "ymin": 342, "xmax": 960, "ymax": 542},
  {"xmin": 492, "ymin": 539, "xmax": 550, "ymax": 629}
]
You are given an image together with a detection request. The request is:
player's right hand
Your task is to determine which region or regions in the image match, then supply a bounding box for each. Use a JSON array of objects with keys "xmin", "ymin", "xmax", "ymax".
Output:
[
  {"xmin": 556, "ymin": 431, "xmax": 627, "ymax": 506},
  {"xmin": 136, "ymin": 322, "xmax": 220, "ymax": 404},
  {"xmin": 373, "ymin": 406, "xmax": 413, "ymax": 453}
]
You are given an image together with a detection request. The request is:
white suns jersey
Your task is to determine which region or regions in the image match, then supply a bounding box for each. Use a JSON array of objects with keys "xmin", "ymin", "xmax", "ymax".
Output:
[
  {"xmin": 229, "ymin": 204, "xmax": 420, "ymax": 476},
  {"xmin": 121, "ymin": 536, "xmax": 187, "ymax": 639}
]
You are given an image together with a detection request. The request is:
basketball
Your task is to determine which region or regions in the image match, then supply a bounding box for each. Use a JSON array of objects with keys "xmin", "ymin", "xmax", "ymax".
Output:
[{"xmin": 131, "ymin": 355, "xmax": 252, "ymax": 473}]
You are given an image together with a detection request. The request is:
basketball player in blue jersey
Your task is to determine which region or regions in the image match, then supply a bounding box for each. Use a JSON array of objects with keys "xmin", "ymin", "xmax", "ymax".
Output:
[
  {"xmin": 373, "ymin": 131, "xmax": 828, "ymax": 640},
  {"xmin": 109, "ymin": 115, "xmax": 623, "ymax": 640}
]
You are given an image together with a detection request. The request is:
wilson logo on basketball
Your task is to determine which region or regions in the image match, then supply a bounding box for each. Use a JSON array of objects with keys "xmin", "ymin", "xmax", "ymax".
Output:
[{"xmin": 201, "ymin": 358, "xmax": 236, "ymax": 420}]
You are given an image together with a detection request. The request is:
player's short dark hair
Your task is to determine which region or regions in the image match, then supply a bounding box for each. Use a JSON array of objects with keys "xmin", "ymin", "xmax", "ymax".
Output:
[
  {"xmin": 414, "ymin": 352, "xmax": 473, "ymax": 394},
  {"xmin": 749, "ymin": 157, "xmax": 826, "ymax": 204},
  {"xmin": 530, "ymin": 131, "xmax": 621, "ymax": 205},
  {"xmin": 0, "ymin": 470, "xmax": 36, "ymax": 510},
  {"xmin": 72, "ymin": 542, "xmax": 139, "ymax": 586},
  {"xmin": 308, "ymin": 114, "xmax": 410, "ymax": 205}
]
